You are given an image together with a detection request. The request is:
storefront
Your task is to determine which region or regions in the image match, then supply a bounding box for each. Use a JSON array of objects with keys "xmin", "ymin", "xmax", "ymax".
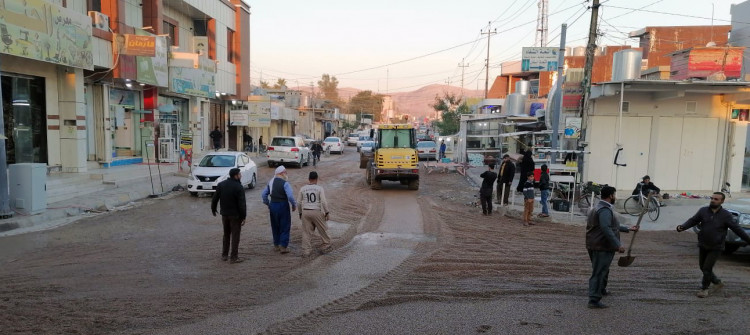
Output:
[{"xmin": 1, "ymin": 74, "xmax": 47, "ymax": 164}]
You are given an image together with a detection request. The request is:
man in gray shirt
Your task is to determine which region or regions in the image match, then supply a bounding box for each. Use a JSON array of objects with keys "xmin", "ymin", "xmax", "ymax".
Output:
[{"xmin": 585, "ymin": 186, "xmax": 638, "ymax": 309}]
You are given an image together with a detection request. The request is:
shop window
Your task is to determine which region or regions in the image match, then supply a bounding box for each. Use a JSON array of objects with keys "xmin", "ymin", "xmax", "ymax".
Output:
[
  {"xmin": 163, "ymin": 20, "xmax": 178, "ymax": 47},
  {"xmin": 1, "ymin": 75, "xmax": 48, "ymax": 164}
]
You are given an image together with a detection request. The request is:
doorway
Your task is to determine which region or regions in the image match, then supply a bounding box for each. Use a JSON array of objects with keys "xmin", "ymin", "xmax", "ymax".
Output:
[{"xmin": 1, "ymin": 74, "xmax": 48, "ymax": 164}]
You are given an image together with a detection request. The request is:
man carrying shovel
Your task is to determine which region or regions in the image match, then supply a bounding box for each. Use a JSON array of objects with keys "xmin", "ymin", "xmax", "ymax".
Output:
[
  {"xmin": 676, "ymin": 192, "xmax": 750, "ymax": 298},
  {"xmin": 585, "ymin": 186, "xmax": 639, "ymax": 309}
]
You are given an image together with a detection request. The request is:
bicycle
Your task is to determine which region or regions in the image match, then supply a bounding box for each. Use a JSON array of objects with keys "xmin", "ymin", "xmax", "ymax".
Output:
[
  {"xmin": 551, "ymin": 181, "xmax": 603, "ymax": 210},
  {"xmin": 623, "ymin": 183, "xmax": 660, "ymax": 221}
]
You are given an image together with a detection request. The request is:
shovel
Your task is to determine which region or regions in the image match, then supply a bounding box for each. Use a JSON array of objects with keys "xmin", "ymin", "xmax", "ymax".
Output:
[{"xmin": 618, "ymin": 194, "xmax": 653, "ymax": 267}]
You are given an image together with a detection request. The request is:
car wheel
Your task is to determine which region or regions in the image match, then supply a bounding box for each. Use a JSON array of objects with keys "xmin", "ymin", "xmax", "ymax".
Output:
[
  {"xmin": 305, "ymin": 154, "xmax": 311, "ymax": 166},
  {"xmin": 248, "ymin": 173, "xmax": 256, "ymax": 189}
]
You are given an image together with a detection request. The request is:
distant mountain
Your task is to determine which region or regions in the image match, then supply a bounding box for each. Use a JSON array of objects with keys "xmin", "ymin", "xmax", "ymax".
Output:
[{"xmin": 292, "ymin": 84, "xmax": 483, "ymax": 119}]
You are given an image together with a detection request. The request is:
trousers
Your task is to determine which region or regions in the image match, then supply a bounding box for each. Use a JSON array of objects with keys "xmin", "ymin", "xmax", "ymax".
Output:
[
  {"xmin": 588, "ymin": 249, "xmax": 615, "ymax": 302},
  {"xmin": 540, "ymin": 189, "xmax": 550, "ymax": 215},
  {"xmin": 523, "ymin": 199, "xmax": 534, "ymax": 221},
  {"xmin": 699, "ymin": 247, "xmax": 722, "ymax": 289},
  {"xmin": 269, "ymin": 201, "xmax": 292, "ymax": 247},
  {"xmin": 222, "ymin": 216, "xmax": 242, "ymax": 259},
  {"xmin": 480, "ymin": 194, "xmax": 493, "ymax": 214},
  {"xmin": 301, "ymin": 210, "xmax": 331, "ymax": 254}
]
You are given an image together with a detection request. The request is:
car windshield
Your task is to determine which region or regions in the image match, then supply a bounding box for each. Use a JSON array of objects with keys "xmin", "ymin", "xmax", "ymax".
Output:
[
  {"xmin": 324, "ymin": 137, "xmax": 339, "ymax": 142},
  {"xmin": 199, "ymin": 155, "xmax": 236, "ymax": 167},
  {"xmin": 362, "ymin": 142, "xmax": 375, "ymax": 147},
  {"xmin": 417, "ymin": 141, "xmax": 436, "ymax": 148},
  {"xmin": 271, "ymin": 138, "xmax": 296, "ymax": 146},
  {"xmin": 359, "ymin": 136, "xmax": 371, "ymax": 141},
  {"xmin": 348, "ymin": 133, "xmax": 358, "ymax": 138}
]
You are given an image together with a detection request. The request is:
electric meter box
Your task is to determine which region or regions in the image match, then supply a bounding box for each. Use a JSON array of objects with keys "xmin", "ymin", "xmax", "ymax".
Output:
[{"xmin": 9, "ymin": 163, "xmax": 47, "ymax": 215}]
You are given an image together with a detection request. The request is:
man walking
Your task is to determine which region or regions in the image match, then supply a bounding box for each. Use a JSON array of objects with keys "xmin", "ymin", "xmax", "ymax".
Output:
[
  {"xmin": 298, "ymin": 171, "xmax": 332, "ymax": 257},
  {"xmin": 211, "ymin": 168, "xmax": 247, "ymax": 264},
  {"xmin": 261, "ymin": 165, "xmax": 297, "ymax": 254},
  {"xmin": 439, "ymin": 140, "xmax": 447, "ymax": 160},
  {"xmin": 586, "ymin": 186, "xmax": 638, "ymax": 309},
  {"xmin": 676, "ymin": 192, "xmax": 750, "ymax": 298},
  {"xmin": 210, "ymin": 126, "xmax": 223, "ymax": 151},
  {"xmin": 497, "ymin": 154, "xmax": 515, "ymax": 205},
  {"xmin": 479, "ymin": 164, "xmax": 497, "ymax": 215}
]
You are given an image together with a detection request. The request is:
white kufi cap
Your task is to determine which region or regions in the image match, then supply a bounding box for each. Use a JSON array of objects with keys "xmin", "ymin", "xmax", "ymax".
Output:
[{"xmin": 275, "ymin": 165, "xmax": 286, "ymax": 175}]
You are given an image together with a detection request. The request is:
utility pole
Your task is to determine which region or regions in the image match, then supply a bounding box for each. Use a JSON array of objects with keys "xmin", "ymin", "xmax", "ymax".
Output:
[
  {"xmin": 580, "ymin": 0, "xmax": 600, "ymax": 175},
  {"xmin": 481, "ymin": 21, "xmax": 497, "ymax": 99},
  {"xmin": 458, "ymin": 59, "xmax": 469, "ymax": 95},
  {"xmin": 0, "ymin": 54, "xmax": 11, "ymax": 219},
  {"xmin": 444, "ymin": 78, "xmax": 451, "ymax": 86},
  {"xmin": 550, "ymin": 24, "xmax": 567, "ymax": 164}
]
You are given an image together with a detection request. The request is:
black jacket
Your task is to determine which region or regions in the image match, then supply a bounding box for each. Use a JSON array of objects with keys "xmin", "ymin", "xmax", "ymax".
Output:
[
  {"xmin": 210, "ymin": 130, "xmax": 223, "ymax": 141},
  {"xmin": 479, "ymin": 170, "xmax": 497, "ymax": 197},
  {"xmin": 211, "ymin": 178, "xmax": 247, "ymax": 220},
  {"xmin": 586, "ymin": 201, "xmax": 630, "ymax": 251},
  {"xmin": 679, "ymin": 206, "xmax": 750, "ymax": 250},
  {"xmin": 539, "ymin": 171, "xmax": 550, "ymax": 191},
  {"xmin": 499, "ymin": 160, "xmax": 515, "ymax": 183},
  {"xmin": 632, "ymin": 182, "xmax": 660, "ymax": 196}
]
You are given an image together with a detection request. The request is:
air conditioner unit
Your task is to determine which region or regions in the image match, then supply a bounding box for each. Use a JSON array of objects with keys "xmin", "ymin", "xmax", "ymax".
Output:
[
  {"xmin": 160, "ymin": 122, "xmax": 173, "ymax": 139},
  {"xmin": 192, "ymin": 36, "xmax": 209, "ymax": 55},
  {"xmin": 88, "ymin": 11, "xmax": 110, "ymax": 31}
]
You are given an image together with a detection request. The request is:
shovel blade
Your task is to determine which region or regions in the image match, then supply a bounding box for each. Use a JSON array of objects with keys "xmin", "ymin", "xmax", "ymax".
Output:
[{"xmin": 618, "ymin": 256, "xmax": 635, "ymax": 267}]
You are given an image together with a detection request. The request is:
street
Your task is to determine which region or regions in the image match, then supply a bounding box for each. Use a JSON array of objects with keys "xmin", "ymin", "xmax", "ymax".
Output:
[{"xmin": 1, "ymin": 149, "xmax": 749, "ymax": 334}]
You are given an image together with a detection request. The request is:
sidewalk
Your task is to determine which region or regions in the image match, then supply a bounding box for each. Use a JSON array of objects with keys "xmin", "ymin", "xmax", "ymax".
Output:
[
  {"xmin": 0, "ymin": 151, "xmax": 269, "ymax": 237},
  {"xmin": 463, "ymin": 165, "xmax": 736, "ymax": 230}
]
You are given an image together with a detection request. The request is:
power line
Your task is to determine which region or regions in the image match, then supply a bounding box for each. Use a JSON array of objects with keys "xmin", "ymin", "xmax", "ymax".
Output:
[{"xmin": 605, "ymin": 4, "xmax": 743, "ymax": 25}]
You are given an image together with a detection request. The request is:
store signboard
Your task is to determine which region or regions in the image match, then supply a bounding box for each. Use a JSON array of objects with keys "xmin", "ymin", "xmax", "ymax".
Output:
[
  {"xmin": 168, "ymin": 56, "xmax": 216, "ymax": 97},
  {"xmin": 110, "ymin": 89, "xmax": 137, "ymax": 109},
  {"xmin": 230, "ymin": 110, "xmax": 249, "ymax": 126},
  {"xmin": 135, "ymin": 30, "xmax": 168, "ymax": 87},
  {"xmin": 0, "ymin": 0, "xmax": 93, "ymax": 69},
  {"xmin": 123, "ymin": 34, "xmax": 156, "ymax": 57},
  {"xmin": 248, "ymin": 102, "xmax": 271, "ymax": 127}
]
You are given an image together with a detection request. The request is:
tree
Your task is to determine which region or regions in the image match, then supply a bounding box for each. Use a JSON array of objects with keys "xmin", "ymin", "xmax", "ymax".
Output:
[
  {"xmin": 430, "ymin": 93, "xmax": 468, "ymax": 135},
  {"xmin": 317, "ymin": 74, "xmax": 339, "ymax": 101},
  {"xmin": 272, "ymin": 78, "xmax": 287, "ymax": 89},
  {"xmin": 259, "ymin": 80, "xmax": 271, "ymax": 89},
  {"xmin": 347, "ymin": 90, "xmax": 384, "ymax": 122}
]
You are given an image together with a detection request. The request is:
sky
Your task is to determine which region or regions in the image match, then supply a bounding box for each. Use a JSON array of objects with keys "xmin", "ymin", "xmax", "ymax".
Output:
[{"xmin": 248, "ymin": 0, "xmax": 744, "ymax": 94}]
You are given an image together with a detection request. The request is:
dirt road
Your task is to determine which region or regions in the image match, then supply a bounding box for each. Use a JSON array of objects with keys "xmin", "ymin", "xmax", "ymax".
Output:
[{"xmin": 1, "ymin": 149, "xmax": 749, "ymax": 334}]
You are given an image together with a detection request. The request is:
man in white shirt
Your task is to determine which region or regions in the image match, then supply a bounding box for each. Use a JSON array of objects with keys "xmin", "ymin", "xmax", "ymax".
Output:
[{"xmin": 298, "ymin": 171, "xmax": 332, "ymax": 257}]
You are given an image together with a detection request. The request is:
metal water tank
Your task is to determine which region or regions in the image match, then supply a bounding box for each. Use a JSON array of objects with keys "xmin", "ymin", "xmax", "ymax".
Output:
[
  {"xmin": 611, "ymin": 49, "xmax": 643, "ymax": 81},
  {"xmin": 515, "ymin": 80, "xmax": 531, "ymax": 95},
  {"xmin": 504, "ymin": 93, "xmax": 527, "ymax": 116},
  {"xmin": 573, "ymin": 46, "xmax": 586, "ymax": 56}
]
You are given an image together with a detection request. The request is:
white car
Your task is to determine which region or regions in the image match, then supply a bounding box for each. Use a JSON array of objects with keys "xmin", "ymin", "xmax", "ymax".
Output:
[
  {"xmin": 356, "ymin": 136, "xmax": 373, "ymax": 152},
  {"xmin": 416, "ymin": 140, "xmax": 438, "ymax": 161},
  {"xmin": 359, "ymin": 140, "xmax": 376, "ymax": 153},
  {"xmin": 187, "ymin": 151, "xmax": 257, "ymax": 196},
  {"xmin": 267, "ymin": 136, "xmax": 311, "ymax": 168},
  {"xmin": 347, "ymin": 133, "xmax": 359, "ymax": 146},
  {"xmin": 323, "ymin": 136, "xmax": 344, "ymax": 154}
]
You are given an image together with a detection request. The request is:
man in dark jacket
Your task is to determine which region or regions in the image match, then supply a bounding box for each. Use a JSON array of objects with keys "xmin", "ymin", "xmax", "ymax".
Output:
[
  {"xmin": 210, "ymin": 127, "xmax": 223, "ymax": 151},
  {"xmin": 676, "ymin": 192, "xmax": 750, "ymax": 298},
  {"xmin": 479, "ymin": 164, "xmax": 497, "ymax": 215},
  {"xmin": 586, "ymin": 186, "xmax": 638, "ymax": 309},
  {"xmin": 497, "ymin": 154, "xmax": 515, "ymax": 205},
  {"xmin": 211, "ymin": 168, "xmax": 247, "ymax": 264}
]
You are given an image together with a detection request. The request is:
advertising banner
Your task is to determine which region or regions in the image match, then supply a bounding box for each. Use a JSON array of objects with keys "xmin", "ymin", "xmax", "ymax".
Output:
[
  {"xmin": 0, "ymin": 0, "xmax": 93, "ymax": 69},
  {"xmin": 179, "ymin": 132, "xmax": 193, "ymax": 173},
  {"xmin": 564, "ymin": 117, "xmax": 582, "ymax": 139},
  {"xmin": 521, "ymin": 47, "xmax": 558, "ymax": 72},
  {"xmin": 135, "ymin": 30, "xmax": 168, "ymax": 87},
  {"xmin": 123, "ymin": 35, "xmax": 156, "ymax": 57},
  {"xmin": 230, "ymin": 110, "xmax": 249, "ymax": 126},
  {"xmin": 248, "ymin": 102, "xmax": 271, "ymax": 127},
  {"xmin": 168, "ymin": 56, "xmax": 216, "ymax": 97}
]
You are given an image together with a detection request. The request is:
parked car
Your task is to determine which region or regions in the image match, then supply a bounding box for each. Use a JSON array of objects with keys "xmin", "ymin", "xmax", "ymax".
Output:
[
  {"xmin": 347, "ymin": 133, "xmax": 359, "ymax": 146},
  {"xmin": 267, "ymin": 136, "xmax": 311, "ymax": 168},
  {"xmin": 300, "ymin": 134, "xmax": 315, "ymax": 147},
  {"xmin": 359, "ymin": 140, "xmax": 376, "ymax": 153},
  {"xmin": 416, "ymin": 140, "xmax": 438, "ymax": 161},
  {"xmin": 693, "ymin": 199, "xmax": 750, "ymax": 254},
  {"xmin": 323, "ymin": 136, "xmax": 344, "ymax": 154},
  {"xmin": 187, "ymin": 151, "xmax": 257, "ymax": 196},
  {"xmin": 416, "ymin": 133, "xmax": 430, "ymax": 142},
  {"xmin": 356, "ymin": 136, "xmax": 373, "ymax": 152}
]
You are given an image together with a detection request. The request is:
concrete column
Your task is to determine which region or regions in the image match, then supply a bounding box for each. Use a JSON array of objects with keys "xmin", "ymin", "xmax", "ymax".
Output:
[{"xmin": 57, "ymin": 67, "xmax": 87, "ymax": 172}]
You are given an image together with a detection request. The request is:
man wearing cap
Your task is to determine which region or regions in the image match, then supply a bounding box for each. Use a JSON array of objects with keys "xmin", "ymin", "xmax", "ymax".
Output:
[
  {"xmin": 211, "ymin": 168, "xmax": 247, "ymax": 264},
  {"xmin": 261, "ymin": 165, "xmax": 297, "ymax": 254},
  {"xmin": 298, "ymin": 171, "xmax": 332, "ymax": 257}
]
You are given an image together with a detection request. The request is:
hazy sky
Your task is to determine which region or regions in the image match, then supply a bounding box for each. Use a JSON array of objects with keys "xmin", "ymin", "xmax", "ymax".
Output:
[{"xmin": 249, "ymin": 0, "xmax": 743, "ymax": 93}]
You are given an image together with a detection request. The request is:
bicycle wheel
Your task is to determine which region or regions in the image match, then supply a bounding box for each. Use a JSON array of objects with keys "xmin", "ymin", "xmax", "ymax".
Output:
[
  {"xmin": 647, "ymin": 197, "xmax": 660, "ymax": 221},
  {"xmin": 623, "ymin": 196, "xmax": 642, "ymax": 216},
  {"xmin": 577, "ymin": 191, "xmax": 592, "ymax": 209}
]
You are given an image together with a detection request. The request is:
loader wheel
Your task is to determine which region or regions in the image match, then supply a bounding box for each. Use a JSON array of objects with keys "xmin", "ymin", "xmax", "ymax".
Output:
[
  {"xmin": 366, "ymin": 167, "xmax": 372, "ymax": 185},
  {"xmin": 408, "ymin": 179, "xmax": 419, "ymax": 190},
  {"xmin": 371, "ymin": 179, "xmax": 382, "ymax": 190}
]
